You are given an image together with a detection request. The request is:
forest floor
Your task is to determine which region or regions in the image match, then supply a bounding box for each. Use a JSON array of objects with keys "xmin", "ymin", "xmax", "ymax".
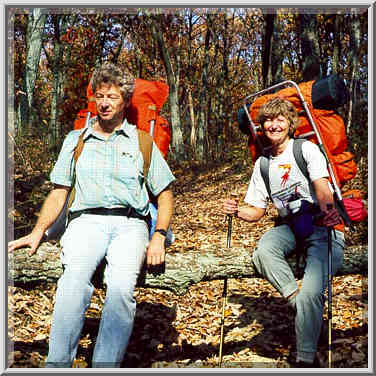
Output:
[{"xmin": 8, "ymin": 143, "xmax": 369, "ymax": 369}]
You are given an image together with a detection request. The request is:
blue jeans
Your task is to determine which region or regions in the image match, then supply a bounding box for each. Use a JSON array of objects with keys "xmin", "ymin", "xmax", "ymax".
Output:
[
  {"xmin": 45, "ymin": 214, "xmax": 149, "ymax": 368},
  {"xmin": 252, "ymin": 225, "xmax": 344, "ymax": 363}
]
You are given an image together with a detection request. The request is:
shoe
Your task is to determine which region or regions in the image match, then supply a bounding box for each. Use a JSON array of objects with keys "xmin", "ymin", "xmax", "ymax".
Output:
[
  {"xmin": 286, "ymin": 352, "xmax": 321, "ymax": 368},
  {"xmin": 292, "ymin": 357, "xmax": 321, "ymax": 368}
]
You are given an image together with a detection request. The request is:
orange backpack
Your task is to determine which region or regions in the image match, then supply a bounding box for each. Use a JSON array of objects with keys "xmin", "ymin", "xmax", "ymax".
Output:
[
  {"xmin": 71, "ymin": 78, "xmax": 175, "ymax": 246},
  {"xmin": 73, "ymin": 78, "xmax": 171, "ymax": 158},
  {"xmin": 247, "ymin": 80, "xmax": 357, "ymax": 188}
]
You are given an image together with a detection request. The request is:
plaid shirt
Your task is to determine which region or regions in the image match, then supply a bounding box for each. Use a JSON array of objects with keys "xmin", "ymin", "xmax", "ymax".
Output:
[{"xmin": 50, "ymin": 117, "xmax": 175, "ymax": 216}]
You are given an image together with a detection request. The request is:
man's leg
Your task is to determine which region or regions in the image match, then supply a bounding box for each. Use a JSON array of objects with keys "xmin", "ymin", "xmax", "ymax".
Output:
[
  {"xmin": 294, "ymin": 227, "xmax": 344, "ymax": 365},
  {"xmin": 92, "ymin": 217, "xmax": 148, "ymax": 368},
  {"xmin": 45, "ymin": 215, "xmax": 110, "ymax": 367},
  {"xmin": 252, "ymin": 225, "xmax": 298, "ymax": 299}
]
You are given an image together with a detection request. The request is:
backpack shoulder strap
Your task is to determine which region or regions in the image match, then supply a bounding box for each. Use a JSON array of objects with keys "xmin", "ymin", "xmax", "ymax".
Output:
[
  {"xmin": 137, "ymin": 129, "xmax": 153, "ymax": 178},
  {"xmin": 67, "ymin": 128, "xmax": 88, "ymax": 213},
  {"xmin": 260, "ymin": 155, "xmax": 272, "ymax": 199},
  {"xmin": 292, "ymin": 138, "xmax": 309, "ymax": 181},
  {"xmin": 73, "ymin": 128, "xmax": 88, "ymax": 163}
]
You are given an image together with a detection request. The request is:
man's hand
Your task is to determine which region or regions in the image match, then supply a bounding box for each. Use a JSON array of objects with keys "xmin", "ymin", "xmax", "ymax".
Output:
[
  {"xmin": 146, "ymin": 232, "xmax": 166, "ymax": 267},
  {"xmin": 8, "ymin": 185, "xmax": 70, "ymax": 256},
  {"xmin": 8, "ymin": 228, "xmax": 44, "ymax": 256}
]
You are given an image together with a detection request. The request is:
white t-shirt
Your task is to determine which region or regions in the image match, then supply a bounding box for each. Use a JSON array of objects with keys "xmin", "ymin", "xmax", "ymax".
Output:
[{"xmin": 244, "ymin": 139, "xmax": 329, "ymax": 216}]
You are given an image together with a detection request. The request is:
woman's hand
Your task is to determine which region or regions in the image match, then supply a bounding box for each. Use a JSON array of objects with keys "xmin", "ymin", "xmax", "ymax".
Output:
[{"xmin": 222, "ymin": 198, "xmax": 239, "ymax": 217}]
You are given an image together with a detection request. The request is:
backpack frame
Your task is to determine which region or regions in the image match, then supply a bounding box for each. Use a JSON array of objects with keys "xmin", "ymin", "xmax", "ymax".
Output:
[{"xmin": 242, "ymin": 80, "xmax": 352, "ymax": 226}]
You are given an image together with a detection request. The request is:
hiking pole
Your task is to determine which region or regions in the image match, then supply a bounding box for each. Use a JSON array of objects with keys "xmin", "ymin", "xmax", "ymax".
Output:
[
  {"xmin": 327, "ymin": 203, "xmax": 335, "ymax": 368},
  {"xmin": 219, "ymin": 214, "xmax": 232, "ymax": 367}
]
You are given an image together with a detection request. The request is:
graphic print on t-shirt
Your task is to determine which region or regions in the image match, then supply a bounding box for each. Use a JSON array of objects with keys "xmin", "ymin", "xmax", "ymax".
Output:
[
  {"xmin": 271, "ymin": 182, "xmax": 303, "ymax": 213},
  {"xmin": 279, "ymin": 163, "xmax": 291, "ymax": 187}
]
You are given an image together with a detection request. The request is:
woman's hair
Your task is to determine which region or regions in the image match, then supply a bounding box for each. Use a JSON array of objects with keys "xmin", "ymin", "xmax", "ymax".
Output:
[
  {"xmin": 90, "ymin": 62, "xmax": 136, "ymax": 104},
  {"xmin": 257, "ymin": 97, "xmax": 300, "ymax": 137}
]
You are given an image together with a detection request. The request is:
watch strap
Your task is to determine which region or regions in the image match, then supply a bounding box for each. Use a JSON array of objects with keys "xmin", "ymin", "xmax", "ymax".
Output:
[{"xmin": 154, "ymin": 229, "xmax": 168, "ymax": 237}]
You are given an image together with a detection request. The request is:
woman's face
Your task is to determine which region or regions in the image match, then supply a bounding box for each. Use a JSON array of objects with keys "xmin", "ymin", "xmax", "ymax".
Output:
[{"xmin": 263, "ymin": 114, "xmax": 290, "ymax": 146}]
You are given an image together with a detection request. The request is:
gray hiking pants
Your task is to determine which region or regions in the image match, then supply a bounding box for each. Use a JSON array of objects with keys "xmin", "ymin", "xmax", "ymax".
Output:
[{"xmin": 252, "ymin": 224, "xmax": 344, "ymax": 363}]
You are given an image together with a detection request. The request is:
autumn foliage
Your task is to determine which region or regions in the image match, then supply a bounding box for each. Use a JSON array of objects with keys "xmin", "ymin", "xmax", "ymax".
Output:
[{"xmin": 8, "ymin": 7, "xmax": 368, "ymax": 369}]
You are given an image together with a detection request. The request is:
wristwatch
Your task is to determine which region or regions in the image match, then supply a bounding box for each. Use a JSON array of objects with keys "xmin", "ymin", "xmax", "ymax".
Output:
[{"xmin": 154, "ymin": 229, "xmax": 167, "ymax": 237}]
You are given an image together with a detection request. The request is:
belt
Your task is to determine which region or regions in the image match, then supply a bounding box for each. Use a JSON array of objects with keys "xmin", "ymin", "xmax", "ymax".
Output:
[{"xmin": 68, "ymin": 207, "xmax": 150, "ymax": 224}]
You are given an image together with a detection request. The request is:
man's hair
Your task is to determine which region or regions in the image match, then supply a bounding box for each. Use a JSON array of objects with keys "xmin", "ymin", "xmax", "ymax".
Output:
[
  {"xmin": 257, "ymin": 97, "xmax": 300, "ymax": 137},
  {"xmin": 90, "ymin": 62, "xmax": 136, "ymax": 104}
]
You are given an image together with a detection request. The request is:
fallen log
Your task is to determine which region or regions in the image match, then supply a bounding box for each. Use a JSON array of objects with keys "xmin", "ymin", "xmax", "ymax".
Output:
[{"xmin": 8, "ymin": 242, "xmax": 368, "ymax": 296}]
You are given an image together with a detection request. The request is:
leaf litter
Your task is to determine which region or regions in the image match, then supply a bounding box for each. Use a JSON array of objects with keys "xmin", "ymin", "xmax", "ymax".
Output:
[{"xmin": 8, "ymin": 158, "xmax": 368, "ymax": 368}]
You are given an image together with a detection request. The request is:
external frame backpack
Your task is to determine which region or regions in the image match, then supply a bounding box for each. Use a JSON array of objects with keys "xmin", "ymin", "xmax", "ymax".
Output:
[
  {"xmin": 239, "ymin": 75, "xmax": 357, "ymax": 188},
  {"xmin": 237, "ymin": 75, "xmax": 363, "ymax": 228}
]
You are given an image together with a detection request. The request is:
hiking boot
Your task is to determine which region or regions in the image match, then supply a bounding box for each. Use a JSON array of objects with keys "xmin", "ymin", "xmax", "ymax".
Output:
[
  {"xmin": 287, "ymin": 353, "xmax": 321, "ymax": 368},
  {"xmin": 290, "ymin": 357, "xmax": 321, "ymax": 368}
]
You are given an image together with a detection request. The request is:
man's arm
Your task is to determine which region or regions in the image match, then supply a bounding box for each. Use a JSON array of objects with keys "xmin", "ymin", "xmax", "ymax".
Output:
[
  {"xmin": 8, "ymin": 185, "xmax": 70, "ymax": 256},
  {"xmin": 146, "ymin": 187, "xmax": 174, "ymax": 266}
]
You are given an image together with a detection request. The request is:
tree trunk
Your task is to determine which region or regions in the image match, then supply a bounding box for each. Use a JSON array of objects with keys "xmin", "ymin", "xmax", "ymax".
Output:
[
  {"xmin": 262, "ymin": 12, "xmax": 275, "ymax": 88},
  {"xmin": 19, "ymin": 8, "xmax": 46, "ymax": 132},
  {"xmin": 147, "ymin": 13, "xmax": 185, "ymax": 161},
  {"xmin": 298, "ymin": 11, "xmax": 321, "ymax": 81},
  {"xmin": 9, "ymin": 242, "xmax": 368, "ymax": 296},
  {"xmin": 48, "ymin": 16, "xmax": 64, "ymax": 153},
  {"xmin": 299, "ymin": 12, "xmax": 320, "ymax": 58},
  {"xmin": 214, "ymin": 12, "xmax": 230, "ymax": 160},
  {"xmin": 47, "ymin": 15, "xmax": 75, "ymax": 153},
  {"xmin": 169, "ymin": 84, "xmax": 184, "ymax": 160},
  {"xmin": 111, "ymin": 25, "xmax": 127, "ymax": 64},
  {"xmin": 186, "ymin": 11, "xmax": 197, "ymax": 156},
  {"xmin": 347, "ymin": 10, "xmax": 361, "ymax": 135},
  {"xmin": 331, "ymin": 14, "xmax": 341, "ymax": 74},
  {"xmin": 262, "ymin": 11, "xmax": 284, "ymax": 87},
  {"xmin": 188, "ymin": 88, "xmax": 196, "ymax": 154},
  {"xmin": 196, "ymin": 15, "xmax": 212, "ymax": 161},
  {"xmin": 269, "ymin": 13, "xmax": 285, "ymax": 85}
]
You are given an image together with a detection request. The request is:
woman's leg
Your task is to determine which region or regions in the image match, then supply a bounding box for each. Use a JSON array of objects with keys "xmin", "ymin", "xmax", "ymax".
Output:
[
  {"xmin": 252, "ymin": 225, "xmax": 298, "ymax": 299},
  {"xmin": 295, "ymin": 227, "xmax": 344, "ymax": 364}
]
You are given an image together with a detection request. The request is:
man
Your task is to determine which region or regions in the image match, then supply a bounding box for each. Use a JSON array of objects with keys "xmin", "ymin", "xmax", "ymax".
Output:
[
  {"xmin": 223, "ymin": 97, "xmax": 344, "ymax": 367},
  {"xmin": 8, "ymin": 62, "xmax": 175, "ymax": 367}
]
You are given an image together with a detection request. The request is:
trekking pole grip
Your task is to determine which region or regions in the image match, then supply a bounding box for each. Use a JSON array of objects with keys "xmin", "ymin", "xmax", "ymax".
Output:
[
  {"xmin": 226, "ymin": 193, "xmax": 238, "ymax": 248},
  {"xmin": 226, "ymin": 215, "xmax": 232, "ymax": 248}
]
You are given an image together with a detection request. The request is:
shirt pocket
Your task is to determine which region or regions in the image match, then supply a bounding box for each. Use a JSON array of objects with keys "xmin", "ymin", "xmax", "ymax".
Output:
[{"xmin": 114, "ymin": 149, "xmax": 144, "ymax": 195}]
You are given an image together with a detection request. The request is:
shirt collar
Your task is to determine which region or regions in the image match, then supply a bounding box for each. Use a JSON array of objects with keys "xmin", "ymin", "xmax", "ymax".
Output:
[{"xmin": 83, "ymin": 116, "xmax": 132, "ymax": 141}]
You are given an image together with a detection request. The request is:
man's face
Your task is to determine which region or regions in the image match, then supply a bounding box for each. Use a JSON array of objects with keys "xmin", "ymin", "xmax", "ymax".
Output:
[
  {"xmin": 95, "ymin": 84, "xmax": 126, "ymax": 123},
  {"xmin": 263, "ymin": 115, "xmax": 290, "ymax": 145}
]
